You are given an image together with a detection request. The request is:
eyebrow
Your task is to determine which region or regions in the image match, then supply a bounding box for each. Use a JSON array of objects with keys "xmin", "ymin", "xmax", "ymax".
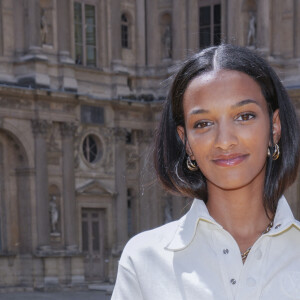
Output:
[
  {"xmin": 189, "ymin": 99, "xmax": 261, "ymax": 115},
  {"xmin": 231, "ymin": 99, "xmax": 261, "ymax": 109}
]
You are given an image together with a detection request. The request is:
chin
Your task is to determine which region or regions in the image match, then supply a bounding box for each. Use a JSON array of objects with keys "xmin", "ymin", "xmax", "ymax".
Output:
[{"xmin": 207, "ymin": 173, "xmax": 263, "ymax": 191}]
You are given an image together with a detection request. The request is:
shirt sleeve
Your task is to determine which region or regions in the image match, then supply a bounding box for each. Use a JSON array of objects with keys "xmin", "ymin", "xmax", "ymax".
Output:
[{"xmin": 111, "ymin": 263, "xmax": 143, "ymax": 300}]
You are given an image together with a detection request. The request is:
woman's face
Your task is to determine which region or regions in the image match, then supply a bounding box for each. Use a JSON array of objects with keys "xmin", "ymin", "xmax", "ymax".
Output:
[{"xmin": 178, "ymin": 70, "xmax": 281, "ymax": 192}]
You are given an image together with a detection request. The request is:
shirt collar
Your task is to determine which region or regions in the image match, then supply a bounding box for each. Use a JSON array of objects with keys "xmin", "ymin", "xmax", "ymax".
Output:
[
  {"xmin": 165, "ymin": 199, "xmax": 221, "ymax": 251},
  {"xmin": 267, "ymin": 195, "xmax": 300, "ymax": 235},
  {"xmin": 165, "ymin": 195, "xmax": 300, "ymax": 252}
]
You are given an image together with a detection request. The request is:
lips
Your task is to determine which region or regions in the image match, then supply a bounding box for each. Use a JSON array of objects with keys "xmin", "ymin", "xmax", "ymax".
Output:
[{"xmin": 212, "ymin": 154, "xmax": 249, "ymax": 167}]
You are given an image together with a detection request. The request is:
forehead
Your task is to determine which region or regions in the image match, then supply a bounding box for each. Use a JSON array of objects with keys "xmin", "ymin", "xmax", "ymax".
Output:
[{"xmin": 183, "ymin": 70, "xmax": 267, "ymax": 111}]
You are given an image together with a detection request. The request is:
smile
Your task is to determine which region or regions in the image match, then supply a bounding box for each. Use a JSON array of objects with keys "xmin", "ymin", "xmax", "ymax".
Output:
[{"xmin": 212, "ymin": 154, "xmax": 249, "ymax": 167}]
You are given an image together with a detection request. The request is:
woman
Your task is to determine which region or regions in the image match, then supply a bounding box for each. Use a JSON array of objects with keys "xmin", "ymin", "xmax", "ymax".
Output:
[{"xmin": 112, "ymin": 44, "xmax": 300, "ymax": 299}]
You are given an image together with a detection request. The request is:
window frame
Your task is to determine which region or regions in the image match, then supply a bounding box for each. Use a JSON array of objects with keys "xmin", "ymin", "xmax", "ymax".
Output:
[
  {"xmin": 121, "ymin": 12, "xmax": 131, "ymax": 49},
  {"xmin": 73, "ymin": 0, "xmax": 98, "ymax": 67},
  {"xmin": 198, "ymin": 0, "xmax": 222, "ymax": 49},
  {"xmin": 82, "ymin": 134, "xmax": 103, "ymax": 164}
]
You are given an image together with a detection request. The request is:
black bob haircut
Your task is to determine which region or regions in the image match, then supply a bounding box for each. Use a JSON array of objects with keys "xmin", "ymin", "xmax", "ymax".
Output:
[{"xmin": 154, "ymin": 44, "xmax": 300, "ymax": 215}]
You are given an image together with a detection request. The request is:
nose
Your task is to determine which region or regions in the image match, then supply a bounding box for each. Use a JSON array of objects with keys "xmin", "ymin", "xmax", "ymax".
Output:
[{"xmin": 214, "ymin": 121, "xmax": 238, "ymax": 151}]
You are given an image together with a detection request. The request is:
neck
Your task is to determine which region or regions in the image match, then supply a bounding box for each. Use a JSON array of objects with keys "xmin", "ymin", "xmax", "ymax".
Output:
[{"xmin": 206, "ymin": 181, "xmax": 273, "ymax": 253}]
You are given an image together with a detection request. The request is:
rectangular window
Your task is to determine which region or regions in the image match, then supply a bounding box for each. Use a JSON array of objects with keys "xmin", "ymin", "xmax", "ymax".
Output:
[
  {"xmin": 74, "ymin": 2, "xmax": 96, "ymax": 66},
  {"xmin": 199, "ymin": 2, "xmax": 221, "ymax": 49},
  {"xmin": 121, "ymin": 25, "xmax": 129, "ymax": 48},
  {"xmin": 81, "ymin": 105, "xmax": 104, "ymax": 124},
  {"xmin": 121, "ymin": 14, "xmax": 130, "ymax": 48}
]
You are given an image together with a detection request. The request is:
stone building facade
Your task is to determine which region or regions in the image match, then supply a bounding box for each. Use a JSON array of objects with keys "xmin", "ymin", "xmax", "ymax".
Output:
[{"xmin": 0, "ymin": 0, "xmax": 299, "ymax": 291}]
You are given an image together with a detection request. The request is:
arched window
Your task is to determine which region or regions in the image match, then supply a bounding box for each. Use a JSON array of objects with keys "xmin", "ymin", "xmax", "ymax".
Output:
[{"xmin": 121, "ymin": 13, "xmax": 130, "ymax": 49}]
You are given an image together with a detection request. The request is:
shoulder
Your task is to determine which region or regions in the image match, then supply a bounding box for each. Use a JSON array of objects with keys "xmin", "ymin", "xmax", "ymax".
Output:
[
  {"xmin": 119, "ymin": 220, "xmax": 179, "ymax": 266},
  {"xmin": 124, "ymin": 220, "xmax": 179, "ymax": 253}
]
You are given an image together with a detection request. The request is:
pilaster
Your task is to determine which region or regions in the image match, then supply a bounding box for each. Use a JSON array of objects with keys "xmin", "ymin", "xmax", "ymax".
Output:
[
  {"xmin": 59, "ymin": 122, "xmax": 78, "ymax": 251},
  {"xmin": 25, "ymin": 0, "xmax": 42, "ymax": 52},
  {"xmin": 57, "ymin": 0, "xmax": 73, "ymax": 63},
  {"xmin": 113, "ymin": 127, "xmax": 127, "ymax": 251},
  {"xmin": 31, "ymin": 119, "xmax": 51, "ymax": 250},
  {"xmin": 256, "ymin": 0, "xmax": 271, "ymax": 55},
  {"xmin": 136, "ymin": 129, "xmax": 159, "ymax": 231},
  {"xmin": 172, "ymin": 0, "xmax": 187, "ymax": 61},
  {"xmin": 110, "ymin": 0, "xmax": 122, "ymax": 69}
]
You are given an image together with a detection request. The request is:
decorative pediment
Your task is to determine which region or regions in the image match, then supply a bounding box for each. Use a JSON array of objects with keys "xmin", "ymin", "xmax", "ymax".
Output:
[{"xmin": 76, "ymin": 180, "xmax": 116, "ymax": 197}]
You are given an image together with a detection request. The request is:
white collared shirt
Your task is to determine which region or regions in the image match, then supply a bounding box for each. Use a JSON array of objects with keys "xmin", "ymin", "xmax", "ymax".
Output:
[{"xmin": 112, "ymin": 196, "xmax": 300, "ymax": 300}]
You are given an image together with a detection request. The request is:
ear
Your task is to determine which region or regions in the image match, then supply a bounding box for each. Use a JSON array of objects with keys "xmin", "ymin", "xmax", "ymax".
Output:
[
  {"xmin": 272, "ymin": 109, "xmax": 281, "ymax": 144},
  {"xmin": 177, "ymin": 125, "xmax": 194, "ymax": 158}
]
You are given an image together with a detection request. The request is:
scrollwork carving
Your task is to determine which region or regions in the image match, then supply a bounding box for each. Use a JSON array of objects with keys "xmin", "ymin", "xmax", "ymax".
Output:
[
  {"xmin": 59, "ymin": 122, "xmax": 77, "ymax": 138},
  {"xmin": 31, "ymin": 119, "xmax": 51, "ymax": 137},
  {"xmin": 113, "ymin": 127, "xmax": 127, "ymax": 142},
  {"xmin": 136, "ymin": 129, "xmax": 154, "ymax": 144}
]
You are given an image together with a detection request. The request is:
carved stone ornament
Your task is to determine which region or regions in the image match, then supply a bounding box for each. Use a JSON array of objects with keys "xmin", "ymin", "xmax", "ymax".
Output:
[
  {"xmin": 101, "ymin": 127, "xmax": 114, "ymax": 173},
  {"xmin": 59, "ymin": 122, "xmax": 77, "ymax": 137},
  {"xmin": 31, "ymin": 119, "xmax": 51, "ymax": 136},
  {"xmin": 126, "ymin": 150, "xmax": 139, "ymax": 170},
  {"xmin": 136, "ymin": 129, "xmax": 154, "ymax": 144},
  {"xmin": 113, "ymin": 127, "xmax": 127, "ymax": 142}
]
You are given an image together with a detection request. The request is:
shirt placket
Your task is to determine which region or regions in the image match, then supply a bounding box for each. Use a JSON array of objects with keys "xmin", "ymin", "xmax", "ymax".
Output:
[
  {"xmin": 211, "ymin": 229, "xmax": 243, "ymax": 300},
  {"xmin": 234, "ymin": 235, "xmax": 271, "ymax": 300}
]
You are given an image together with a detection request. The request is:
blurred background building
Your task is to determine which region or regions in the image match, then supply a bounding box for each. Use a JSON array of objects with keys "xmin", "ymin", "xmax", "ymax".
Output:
[{"xmin": 0, "ymin": 0, "xmax": 299, "ymax": 291}]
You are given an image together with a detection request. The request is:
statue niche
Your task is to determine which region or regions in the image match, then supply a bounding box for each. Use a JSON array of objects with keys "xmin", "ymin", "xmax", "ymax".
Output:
[
  {"xmin": 242, "ymin": 0, "xmax": 257, "ymax": 48},
  {"xmin": 40, "ymin": 0, "xmax": 54, "ymax": 46},
  {"xmin": 48, "ymin": 186, "xmax": 61, "ymax": 240}
]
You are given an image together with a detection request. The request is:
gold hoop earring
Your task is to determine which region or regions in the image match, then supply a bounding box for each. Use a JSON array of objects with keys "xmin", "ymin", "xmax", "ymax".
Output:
[
  {"xmin": 267, "ymin": 144, "xmax": 280, "ymax": 160},
  {"xmin": 186, "ymin": 156, "xmax": 198, "ymax": 171}
]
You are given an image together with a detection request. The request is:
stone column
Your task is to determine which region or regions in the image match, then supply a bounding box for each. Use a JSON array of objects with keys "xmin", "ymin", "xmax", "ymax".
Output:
[
  {"xmin": 145, "ymin": 0, "xmax": 158, "ymax": 66},
  {"xmin": 57, "ymin": 0, "xmax": 72, "ymax": 63},
  {"xmin": 59, "ymin": 123, "xmax": 78, "ymax": 251},
  {"xmin": 186, "ymin": 0, "xmax": 199, "ymax": 52},
  {"xmin": 256, "ymin": 0, "xmax": 271, "ymax": 55},
  {"xmin": 172, "ymin": 0, "xmax": 187, "ymax": 61},
  {"xmin": 137, "ymin": 129, "xmax": 159, "ymax": 231},
  {"xmin": 31, "ymin": 120, "xmax": 51, "ymax": 250},
  {"xmin": 271, "ymin": 0, "xmax": 282, "ymax": 57},
  {"xmin": 25, "ymin": 0, "xmax": 41, "ymax": 52},
  {"xmin": 16, "ymin": 168, "xmax": 34, "ymax": 254},
  {"xmin": 56, "ymin": 0, "xmax": 77, "ymax": 91},
  {"xmin": 135, "ymin": 0, "xmax": 146, "ymax": 68},
  {"xmin": 110, "ymin": 0, "xmax": 121, "ymax": 64},
  {"xmin": 113, "ymin": 128, "xmax": 127, "ymax": 251}
]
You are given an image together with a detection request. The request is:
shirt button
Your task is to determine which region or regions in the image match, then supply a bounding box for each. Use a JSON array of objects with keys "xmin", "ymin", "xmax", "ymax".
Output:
[
  {"xmin": 223, "ymin": 249, "xmax": 229, "ymax": 254},
  {"xmin": 230, "ymin": 278, "xmax": 236, "ymax": 285},
  {"xmin": 275, "ymin": 224, "xmax": 282, "ymax": 229},
  {"xmin": 255, "ymin": 248, "xmax": 262, "ymax": 260},
  {"xmin": 246, "ymin": 277, "xmax": 256, "ymax": 287}
]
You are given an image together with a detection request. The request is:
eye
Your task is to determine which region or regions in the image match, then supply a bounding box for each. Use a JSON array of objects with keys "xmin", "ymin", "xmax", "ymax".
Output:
[
  {"xmin": 194, "ymin": 121, "xmax": 213, "ymax": 128},
  {"xmin": 235, "ymin": 113, "xmax": 256, "ymax": 121}
]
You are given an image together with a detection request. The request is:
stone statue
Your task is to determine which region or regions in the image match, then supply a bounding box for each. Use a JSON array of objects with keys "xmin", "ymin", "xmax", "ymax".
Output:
[
  {"xmin": 49, "ymin": 195, "xmax": 59, "ymax": 233},
  {"xmin": 247, "ymin": 12, "xmax": 256, "ymax": 47},
  {"xmin": 40, "ymin": 8, "xmax": 48, "ymax": 45},
  {"xmin": 163, "ymin": 25, "xmax": 172, "ymax": 59}
]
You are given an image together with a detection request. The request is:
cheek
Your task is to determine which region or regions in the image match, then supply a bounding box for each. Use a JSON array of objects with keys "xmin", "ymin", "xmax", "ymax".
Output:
[{"xmin": 187, "ymin": 133, "xmax": 214, "ymax": 159}]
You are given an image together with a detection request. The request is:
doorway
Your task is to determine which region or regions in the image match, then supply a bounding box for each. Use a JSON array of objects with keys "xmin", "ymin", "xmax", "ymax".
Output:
[{"xmin": 81, "ymin": 208, "xmax": 107, "ymax": 281}]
